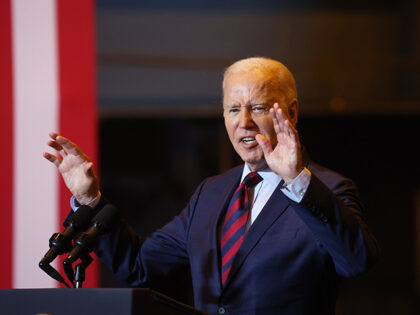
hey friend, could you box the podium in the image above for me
[0,288,208,315]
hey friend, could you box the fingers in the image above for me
[49,131,59,140]
[47,134,69,158]
[270,104,282,135]
[47,139,67,155]
[48,131,83,157]
[255,134,273,157]
[271,104,297,138]
[271,104,287,135]
[55,135,82,156]
[43,152,62,168]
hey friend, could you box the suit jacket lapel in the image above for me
[223,182,291,289]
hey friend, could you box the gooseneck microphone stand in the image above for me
[39,232,73,288]
[63,252,93,288]
[74,253,93,288]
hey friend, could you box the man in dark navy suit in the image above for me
[44,57,378,315]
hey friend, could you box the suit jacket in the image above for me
[94,162,378,315]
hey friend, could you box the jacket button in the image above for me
[218,306,226,314]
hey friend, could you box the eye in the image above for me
[227,107,240,114]
[251,104,267,114]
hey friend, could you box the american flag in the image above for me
[0,0,99,288]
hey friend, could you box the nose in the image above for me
[238,107,254,129]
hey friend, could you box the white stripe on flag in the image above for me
[12,0,59,288]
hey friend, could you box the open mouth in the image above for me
[241,137,257,144]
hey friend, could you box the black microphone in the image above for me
[39,205,92,287]
[63,204,119,266]
[39,205,92,265]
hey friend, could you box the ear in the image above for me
[288,99,299,126]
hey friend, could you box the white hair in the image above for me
[223,57,297,102]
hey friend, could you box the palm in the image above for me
[60,154,93,195]
[267,133,299,175]
[256,105,303,184]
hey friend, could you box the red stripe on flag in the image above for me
[0,0,14,289]
[56,0,99,288]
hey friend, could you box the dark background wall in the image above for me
[94,0,420,314]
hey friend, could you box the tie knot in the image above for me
[243,172,263,188]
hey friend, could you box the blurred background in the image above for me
[94,0,419,314]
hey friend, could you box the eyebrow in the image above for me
[224,103,268,108]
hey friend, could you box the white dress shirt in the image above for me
[241,164,311,232]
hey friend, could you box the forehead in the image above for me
[223,71,283,105]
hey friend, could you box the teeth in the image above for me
[242,137,256,144]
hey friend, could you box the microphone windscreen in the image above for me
[91,204,120,233]
[68,205,93,229]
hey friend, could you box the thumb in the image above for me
[83,161,95,176]
[255,134,273,157]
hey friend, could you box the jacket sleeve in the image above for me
[94,180,206,290]
[291,168,379,278]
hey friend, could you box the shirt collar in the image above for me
[241,163,282,188]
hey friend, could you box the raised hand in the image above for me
[255,103,303,184]
[43,132,100,205]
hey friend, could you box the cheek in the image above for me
[224,118,237,137]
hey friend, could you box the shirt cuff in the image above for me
[280,168,311,203]
[70,192,101,211]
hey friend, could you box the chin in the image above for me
[241,155,266,170]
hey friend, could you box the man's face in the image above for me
[223,71,290,171]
